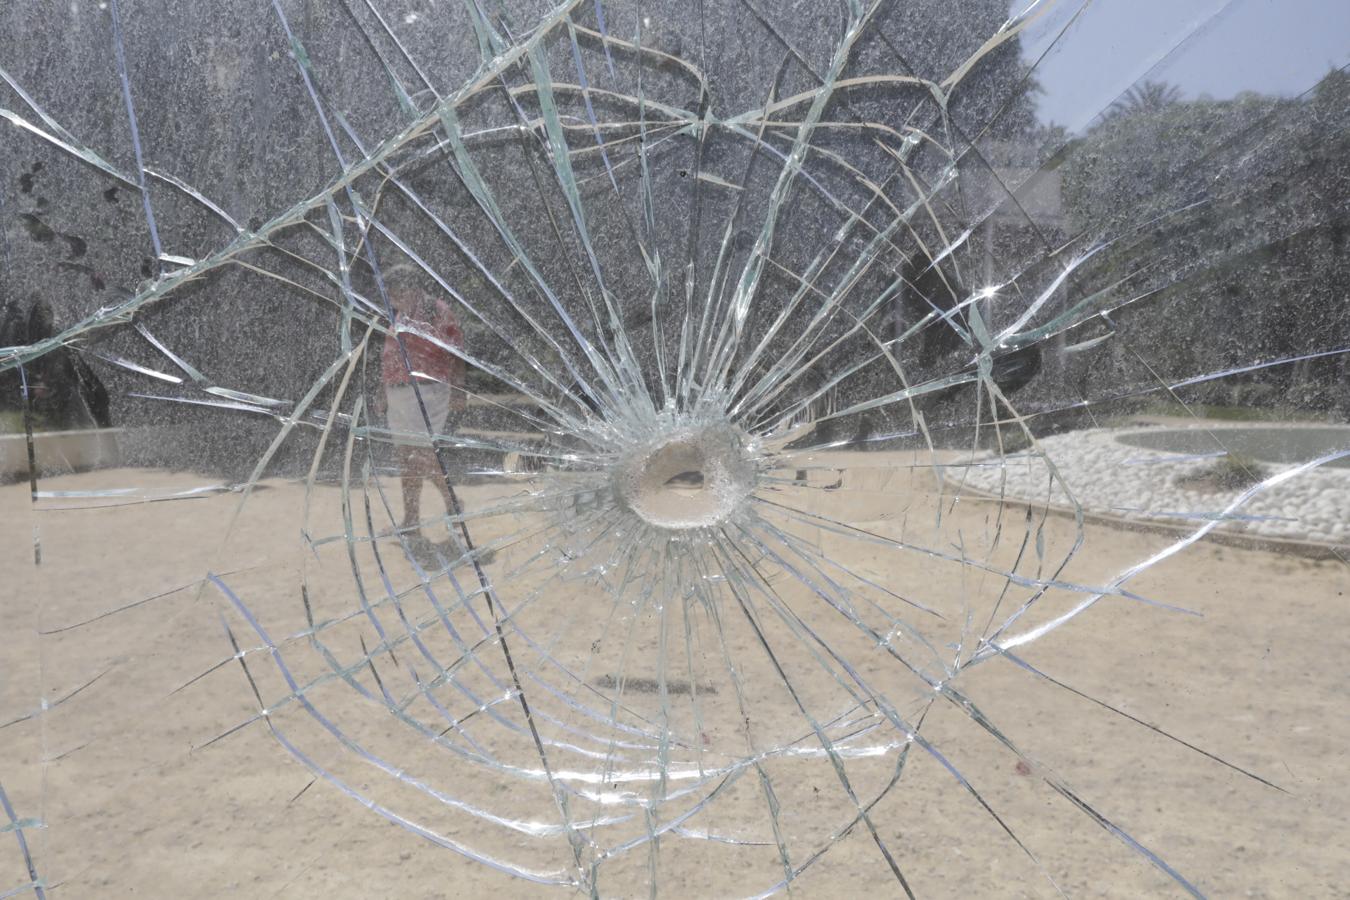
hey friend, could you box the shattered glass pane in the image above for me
[2,0,1348,895]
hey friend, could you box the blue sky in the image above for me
[1015,0,1350,129]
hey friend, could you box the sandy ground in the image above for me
[2,454,1348,899]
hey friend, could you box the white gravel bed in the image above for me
[956,426,1350,545]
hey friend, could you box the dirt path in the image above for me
[2,462,1346,897]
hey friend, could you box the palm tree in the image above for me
[1105,81,1183,119]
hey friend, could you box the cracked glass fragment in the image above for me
[1,0,1348,896]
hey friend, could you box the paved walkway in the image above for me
[958,425,1350,546]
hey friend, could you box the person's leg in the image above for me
[396,387,463,555]
[420,446,473,556]
[398,445,422,530]
[406,447,465,554]
[427,449,457,516]
[388,384,441,534]
[422,405,468,553]
[415,395,457,524]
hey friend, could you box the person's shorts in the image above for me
[385,383,453,446]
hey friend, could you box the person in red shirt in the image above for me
[380,268,468,553]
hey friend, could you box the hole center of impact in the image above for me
[615,424,755,529]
